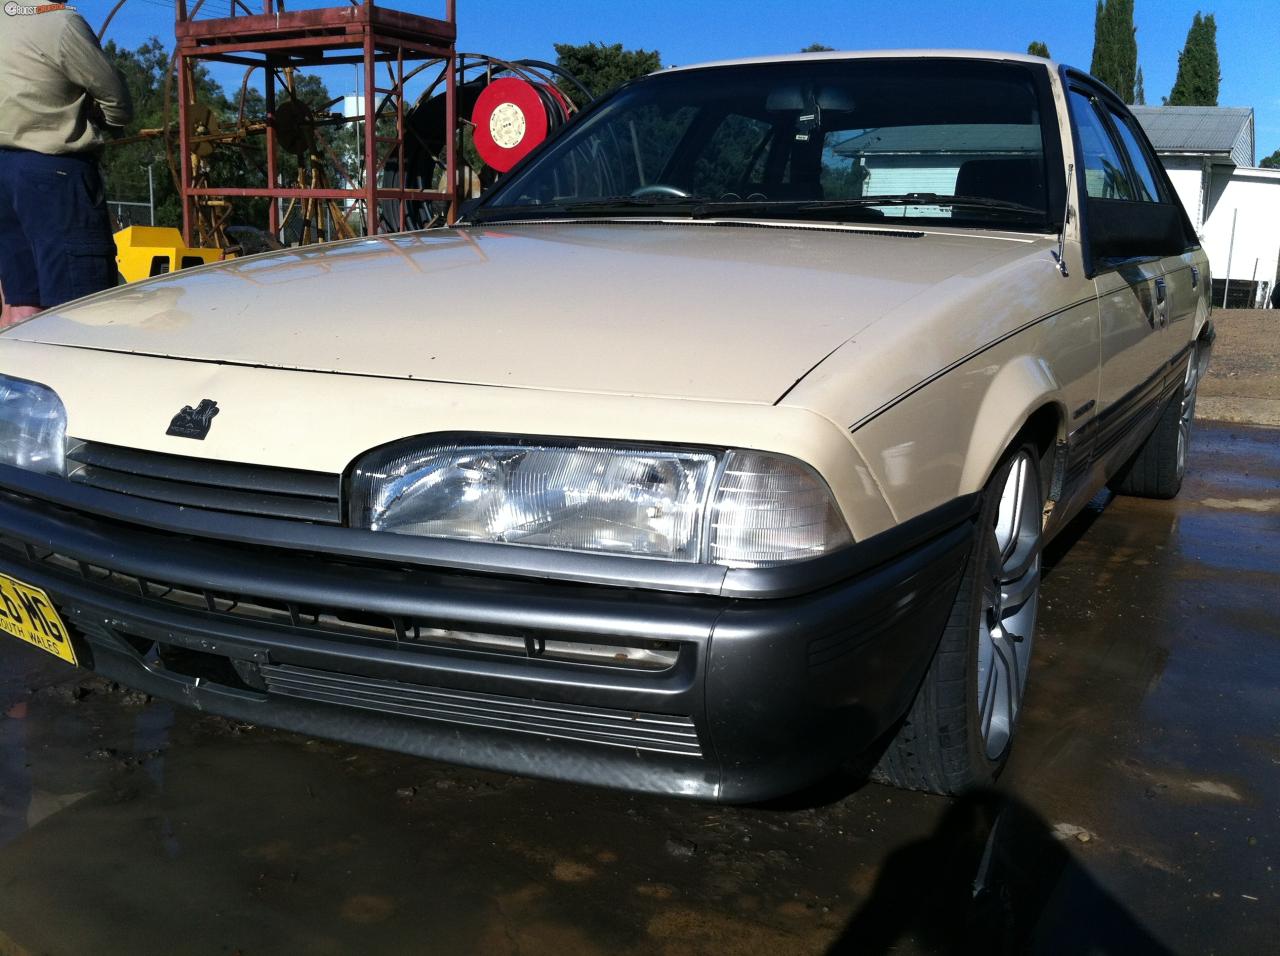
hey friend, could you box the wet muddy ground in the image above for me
[0,420,1276,955]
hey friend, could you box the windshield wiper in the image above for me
[793,194,1046,216]
[470,196,702,222]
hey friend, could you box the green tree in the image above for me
[553,42,662,101]
[1134,65,1146,105]
[99,37,230,229]
[99,39,338,235]
[801,43,835,52]
[1168,12,1220,106]
[1260,149,1280,169]
[1090,0,1138,103]
[1027,41,1051,58]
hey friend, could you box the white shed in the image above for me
[1132,106,1279,308]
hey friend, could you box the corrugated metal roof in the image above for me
[1131,106,1254,166]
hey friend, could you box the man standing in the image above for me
[0,2,131,326]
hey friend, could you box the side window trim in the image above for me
[1061,66,1200,275]
[1067,82,1144,202]
[1061,69,1151,278]
[1109,103,1202,249]
[1108,108,1168,204]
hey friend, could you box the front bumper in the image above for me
[0,485,973,802]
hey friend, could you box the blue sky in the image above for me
[80,0,1278,158]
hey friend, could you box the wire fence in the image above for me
[108,200,155,228]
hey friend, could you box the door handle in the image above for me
[1154,277,1169,328]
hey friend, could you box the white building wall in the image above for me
[1199,167,1280,302]
[863,160,961,196]
[1162,157,1205,231]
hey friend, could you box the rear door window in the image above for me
[1107,108,1163,203]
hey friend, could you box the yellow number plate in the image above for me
[0,573,76,665]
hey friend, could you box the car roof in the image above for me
[665,48,1060,74]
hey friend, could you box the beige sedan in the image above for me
[0,50,1211,801]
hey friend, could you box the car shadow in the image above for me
[827,787,1173,955]
[1041,490,1114,581]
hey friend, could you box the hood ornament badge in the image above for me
[166,399,220,440]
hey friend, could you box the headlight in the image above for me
[350,439,852,567]
[0,376,66,476]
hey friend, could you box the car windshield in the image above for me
[472,58,1060,230]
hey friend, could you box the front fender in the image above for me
[959,355,1066,494]
[847,299,1097,529]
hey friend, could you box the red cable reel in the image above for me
[470,76,571,173]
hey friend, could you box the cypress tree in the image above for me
[1168,13,1221,106]
[1090,0,1138,103]
[1135,65,1146,105]
[1027,41,1051,58]
[1090,1,1111,78]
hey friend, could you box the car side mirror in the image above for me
[1087,198,1189,261]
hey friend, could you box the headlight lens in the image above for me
[350,439,852,566]
[351,442,717,561]
[0,376,66,476]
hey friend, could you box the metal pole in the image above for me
[177,58,192,246]
[1222,208,1237,308]
[353,65,361,200]
[445,0,458,222]
[147,162,155,226]
[363,31,377,236]
[397,43,405,233]
[265,66,279,238]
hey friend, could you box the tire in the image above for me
[1109,350,1199,500]
[873,442,1044,795]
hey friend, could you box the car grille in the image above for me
[259,664,703,757]
[64,439,342,524]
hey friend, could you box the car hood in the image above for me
[9,221,1042,403]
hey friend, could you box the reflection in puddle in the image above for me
[0,685,178,852]
[133,703,179,857]
[0,708,29,849]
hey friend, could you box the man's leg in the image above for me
[0,150,46,327]
[11,150,117,312]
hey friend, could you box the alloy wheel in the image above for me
[1177,353,1199,475]
[976,450,1042,760]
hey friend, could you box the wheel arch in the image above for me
[960,356,1068,499]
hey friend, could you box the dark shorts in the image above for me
[0,148,117,309]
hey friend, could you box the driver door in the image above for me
[1067,86,1173,472]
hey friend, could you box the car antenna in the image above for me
[1051,163,1073,278]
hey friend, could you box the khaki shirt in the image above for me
[0,4,132,155]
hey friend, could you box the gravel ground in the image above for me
[1198,308,1280,425]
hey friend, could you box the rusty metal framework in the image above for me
[173,0,458,248]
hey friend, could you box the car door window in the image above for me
[1068,90,1134,200]
[1107,108,1162,203]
